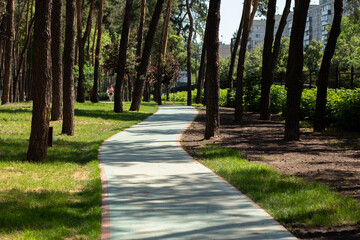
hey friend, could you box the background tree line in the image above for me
[1,0,359,162]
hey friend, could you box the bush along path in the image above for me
[169,87,360,131]
[99,105,296,239]
[182,106,360,239]
[0,102,158,239]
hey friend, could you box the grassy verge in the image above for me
[195,145,360,228]
[0,101,158,239]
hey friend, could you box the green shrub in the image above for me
[270,85,287,114]
[170,87,360,131]
[300,88,317,120]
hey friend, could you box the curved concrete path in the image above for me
[99,105,296,240]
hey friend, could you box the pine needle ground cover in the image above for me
[0,102,157,239]
[195,145,360,228]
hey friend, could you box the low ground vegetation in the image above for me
[182,107,360,239]
[196,145,360,227]
[0,102,157,239]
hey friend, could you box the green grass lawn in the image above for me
[195,145,360,228]
[0,101,158,239]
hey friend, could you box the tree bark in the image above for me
[234,0,252,122]
[114,0,133,113]
[13,17,34,103]
[259,0,276,120]
[91,17,97,66]
[259,0,291,120]
[186,0,193,106]
[92,0,104,103]
[76,0,85,102]
[227,5,245,90]
[284,0,310,141]
[314,0,343,132]
[130,0,165,111]
[272,0,291,67]
[195,26,207,104]
[155,0,172,105]
[20,0,31,102]
[62,0,77,136]
[204,0,221,140]
[136,0,146,58]
[76,0,95,102]
[1,0,14,105]
[27,0,52,162]
[51,0,63,121]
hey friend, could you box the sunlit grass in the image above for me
[196,145,360,227]
[0,101,158,239]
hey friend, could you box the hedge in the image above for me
[167,86,360,131]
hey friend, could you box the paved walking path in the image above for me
[99,105,296,240]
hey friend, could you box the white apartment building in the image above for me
[283,0,349,46]
[248,15,282,52]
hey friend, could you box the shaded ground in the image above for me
[181,107,360,240]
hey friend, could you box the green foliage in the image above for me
[172,86,360,131]
[196,145,360,227]
[270,85,287,114]
[274,37,290,74]
[167,33,187,68]
[304,39,324,71]
[300,88,317,120]
[332,16,360,69]
[326,89,360,130]
[74,64,98,92]
[245,45,263,76]
[219,57,231,82]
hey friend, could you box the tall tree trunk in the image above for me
[27,0,52,162]
[155,0,172,105]
[259,0,276,120]
[51,0,63,121]
[62,0,77,136]
[136,0,146,58]
[20,0,31,102]
[227,6,245,90]
[204,0,221,140]
[1,0,14,105]
[284,0,310,141]
[91,0,103,103]
[130,0,165,111]
[13,18,34,102]
[114,0,133,113]
[186,0,193,106]
[260,0,291,120]
[84,0,95,63]
[76,0,95,102]
[272,0,291,67]
[76,0,85,102]
[234,0,252,122]
[314,0,343,132]
[91,18,97,66]
[195,26,207,104]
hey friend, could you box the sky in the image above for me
[219,0,319,44]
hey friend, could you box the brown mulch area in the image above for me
[181,106,360,240]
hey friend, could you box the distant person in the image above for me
[108,86,114,101]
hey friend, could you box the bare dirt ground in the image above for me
[181,107,360,240]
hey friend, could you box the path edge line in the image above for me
[98,106,160,240]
